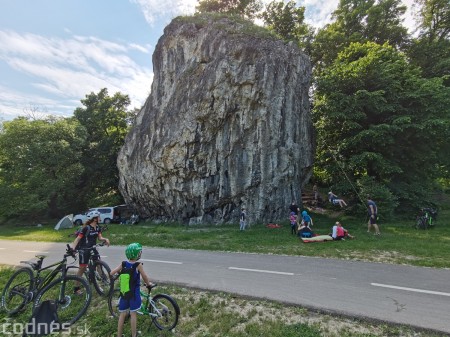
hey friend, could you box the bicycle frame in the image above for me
[78,244,103,282]
[137,289,164,319]
[20,250,75,302]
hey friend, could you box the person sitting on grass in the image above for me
[331,221,354,240]
[298,222,315,238]
[328,191,348,208]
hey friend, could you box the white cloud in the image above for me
[0,30,153,119]
[130,0,197,25]
[130,0,416,33]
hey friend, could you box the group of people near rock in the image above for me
[289,200,355,240]
[289,192,380,239]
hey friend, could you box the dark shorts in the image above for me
[118,291,142,312]
[78,247,99,266]
[369,215,378,225]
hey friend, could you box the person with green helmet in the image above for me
[110,243,152,337]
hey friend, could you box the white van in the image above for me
[72,206,117,226]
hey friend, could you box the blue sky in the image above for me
[0,0,415,120]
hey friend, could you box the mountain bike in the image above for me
[415,207,438,230]
[68,242,113,296]
[1,245,91,326]
[108,283,180,331]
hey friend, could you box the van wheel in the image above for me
[104,218,111,224]
[74,219,82,226]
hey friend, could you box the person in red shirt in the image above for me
[331,221,354,240]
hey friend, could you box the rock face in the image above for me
[117,15,314,224]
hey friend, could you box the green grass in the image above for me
[0,266,444,337]
[1,207,448,336]
[1,209,450,268]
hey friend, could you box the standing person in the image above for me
[239,207,247,231]
[313,184,318,204]
[289,201,300,215]
[300,210,313,227]
[328,191,348,207]
[110,243,152,337]
[367,196,380,235]
[289,212,297,235]
[71,210,110,294]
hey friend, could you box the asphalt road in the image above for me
[0,240,449,334]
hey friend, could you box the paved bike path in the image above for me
[0,240,449,334]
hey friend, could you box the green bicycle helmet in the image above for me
[125,242,142,260]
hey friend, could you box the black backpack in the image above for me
[23,300,60,337]
[119,261,140,300]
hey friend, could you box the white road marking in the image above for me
[229,267,294,276]
[24,250,49,254]
[100,256,108,258]
[371,283,450,297]
[141,259,182,265]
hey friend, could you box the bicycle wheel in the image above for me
[419,217,427,229]
[1,267,34,315]
[151,294,180,331]
[33,275,91,326]
[108,288,121,318]
[92,260,113,296]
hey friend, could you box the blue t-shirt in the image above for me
[302,214,311,223]
[368,200,377,215]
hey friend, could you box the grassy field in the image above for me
[1,207,449,336]
[1,208,449,268]
[0,266,445,337]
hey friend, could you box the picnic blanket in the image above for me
[301,235,333,243]
[266,223,281,228]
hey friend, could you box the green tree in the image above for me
[196,0,262,19]
[313,42,450,214]
[260,0,314,50]
[408,0,450,79]
[0,117,86,219]
[311,0,408,71]
[73,88,132,208]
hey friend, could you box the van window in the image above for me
[97,208,112,214]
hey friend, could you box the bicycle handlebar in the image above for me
[65,244,77,259]
[77,242,106,251]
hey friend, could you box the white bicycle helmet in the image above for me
[86,210,101,220]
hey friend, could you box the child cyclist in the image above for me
[110,243,152,337]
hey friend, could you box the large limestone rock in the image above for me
[118,15,314,224]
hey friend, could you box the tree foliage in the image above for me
[0,117,86,219]
[414,0,450,40]
[260,0,314,49]
[73,88,131,208]
[196,0,262,19]
[313,42,450,214]
[311,0,408,71]
[407,0,450,78]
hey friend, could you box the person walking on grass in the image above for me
[111,243,152,337]
[367,195,380,235]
